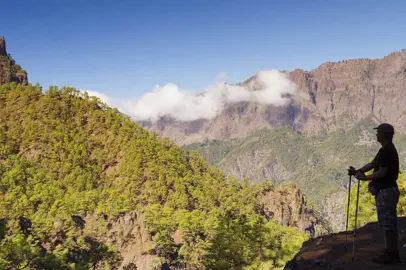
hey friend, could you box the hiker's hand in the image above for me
[348,166,357,176]
[355,171,366,180]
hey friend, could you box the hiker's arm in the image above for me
[363,151,391,181]
[363,166,388,181]
[356,161,375,173]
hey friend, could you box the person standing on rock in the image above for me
[351,123,400,264]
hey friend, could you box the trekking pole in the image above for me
[352,177,361,261]
[345,174,352,252]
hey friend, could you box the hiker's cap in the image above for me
[373,123,395,134]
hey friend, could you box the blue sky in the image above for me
[2,0,406,98]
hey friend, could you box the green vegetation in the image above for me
[182,139,236,166]
[0,83,309,269]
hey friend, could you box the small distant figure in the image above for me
[351,123,401,264]
[305,221,315,238]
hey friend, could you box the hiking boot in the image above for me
[371,249,401,264]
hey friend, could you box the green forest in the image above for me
[0,83,309,269]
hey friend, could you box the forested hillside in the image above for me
[0,83,328,269]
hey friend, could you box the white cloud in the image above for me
[80,70,297,122]
[82,90,113,105]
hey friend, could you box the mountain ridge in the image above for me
[140,48,406,145]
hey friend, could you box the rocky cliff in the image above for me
[0,37,6,56]
[289,49,406,136]
[141,48,406,145]
[258,184,332,237]
[0,36,28,85]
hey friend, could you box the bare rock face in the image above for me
[259,185,332,237]
[0,37,6,56]
[292,49,406,136]
[140,49,406,145]
[84,211,161,269]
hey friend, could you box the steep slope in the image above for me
[0,37,28,85]
[0,84,330,269]
[142,48,406,145]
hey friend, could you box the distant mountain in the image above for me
[141,48,406,145]
[0,37,28,85]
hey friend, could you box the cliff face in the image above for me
[83,212,161,269]
[141,49,406,145]
[290,49,406,137]
[0,36,28,85]
[259,184,332,237]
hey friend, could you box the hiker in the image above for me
[351,123,401,264]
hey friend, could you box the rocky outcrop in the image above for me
[84,211,161,269]
[141,48,406,145]
[0,37,6,56]
[260,185,332,237]
[284,216,406,270]
[0,36,28,85]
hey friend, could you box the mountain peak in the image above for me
[0,36,6,56]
